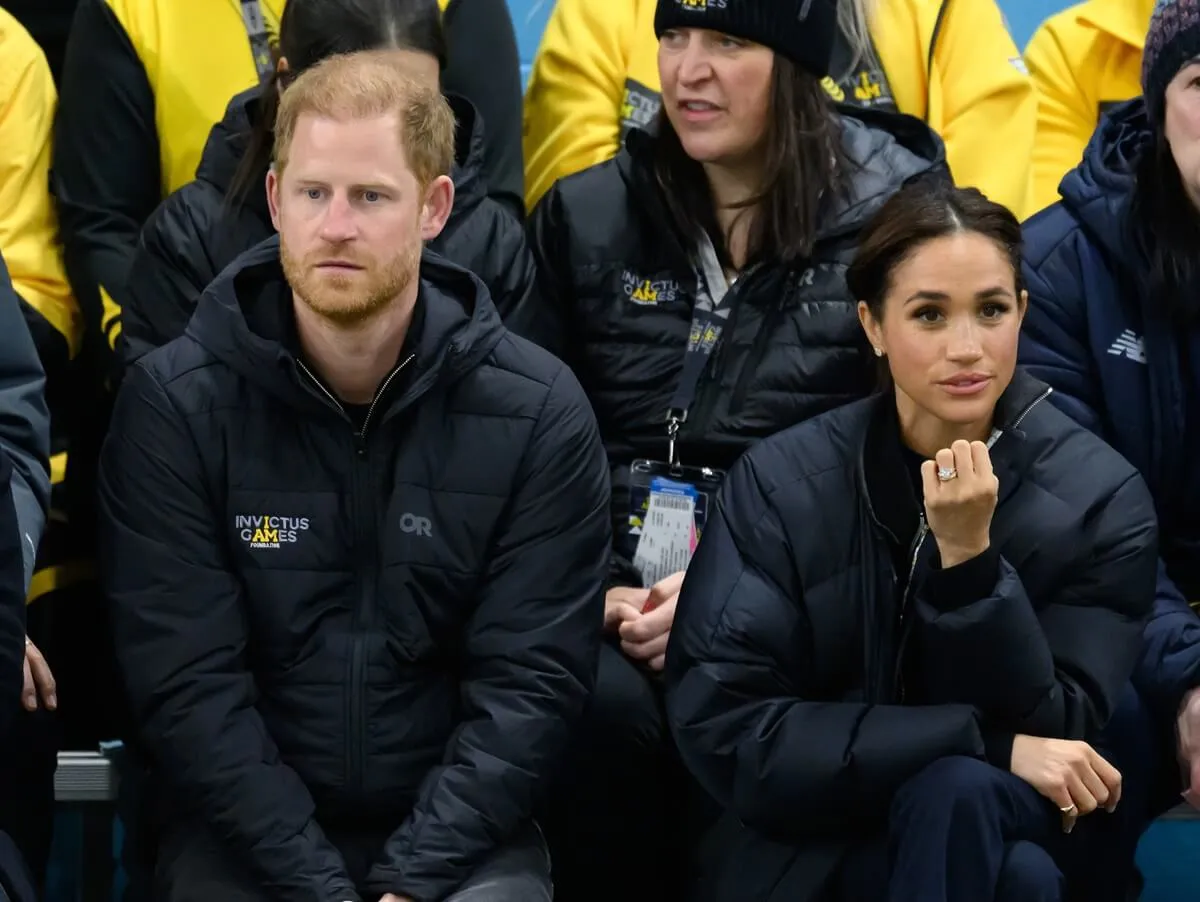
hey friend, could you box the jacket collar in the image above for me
[860,369,1054,543]
[1076,0,1156,50]
[187,236,505,418]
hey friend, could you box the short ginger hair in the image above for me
[273,48,455,187]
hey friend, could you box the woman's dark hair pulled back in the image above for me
[227,0,446,209]
[653,54,852,268]
[847,179,1024,321]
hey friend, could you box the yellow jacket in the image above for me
[0,9,81,358]
[523,0,1037,218]
[1025,0,1154,215]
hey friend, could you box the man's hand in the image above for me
[618,570,685,671]
[1178,687,1200,808]
[23,637,56,711]
[380,895,412,902]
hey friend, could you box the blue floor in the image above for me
[41,813,1200,901]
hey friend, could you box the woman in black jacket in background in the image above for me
[120,0,538,366]
[665,182,1159,902]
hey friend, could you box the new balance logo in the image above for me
[1106,330,1146,364]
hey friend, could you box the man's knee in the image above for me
[995,840,1062,902]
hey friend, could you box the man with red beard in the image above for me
[95,50,609,902]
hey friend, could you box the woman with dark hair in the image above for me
[1020,0,1200,823]
[665,180,1158,902]
[119,0,537,366]
[526,1,948,898]
[52,0,524,371]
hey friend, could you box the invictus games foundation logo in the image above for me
[676,0,728,9]
[621,270,682,306]
[236,514,310,549]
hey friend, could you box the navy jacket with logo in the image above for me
[527,107,948,589]
[1020,97,1200,723]
[97,237,611,902]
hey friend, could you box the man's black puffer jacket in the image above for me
[665,372,1159,902]
[98,238,610,902]
[121,86,541,366]
[528,107,948,588]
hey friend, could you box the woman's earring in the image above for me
[873,346,883,357]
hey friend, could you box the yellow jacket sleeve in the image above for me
[0,13,81,358]
[522,0,642,212]
[1025,22,1099,215]
[925,0,1038,218]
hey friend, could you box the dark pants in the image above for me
[155,822,551,902]
[0,708,57,892]
[538,642,712,902]
[836,756,1065,902]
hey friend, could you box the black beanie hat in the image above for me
[1142,0,1200,125]
[653,0,838,80]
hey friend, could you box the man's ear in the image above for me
[419,175,455,242]
[266,166,282,232]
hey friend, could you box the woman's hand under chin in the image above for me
[921,439,999,567]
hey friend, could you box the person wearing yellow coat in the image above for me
[522,0,1038,219]
[1024,0,1155,215]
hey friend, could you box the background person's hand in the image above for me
[618,570,685,670]
[1177,687,1200,808]
[921,439,999,567]
[605,586,649,634]
[1010,734,1121,831]
[22,637,56,711]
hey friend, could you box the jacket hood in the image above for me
[186,235,506,411]
[820,106,948,239]
[444,93,487,222]
[1058,98,1150,263]
[622,105,946,245]
[197,87,265,211]
[194,88,488,234]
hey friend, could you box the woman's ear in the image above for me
[276,56,290,97]
[1016,288,1029,325]
[857,300,885,357]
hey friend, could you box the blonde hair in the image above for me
[838,0,880,72]
[273,48,455,187]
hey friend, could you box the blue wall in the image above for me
[506,0,1074,83]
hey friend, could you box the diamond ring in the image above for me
[936,466,957,482]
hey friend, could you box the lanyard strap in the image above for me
[665,234,737,466]
[240,0,275,83]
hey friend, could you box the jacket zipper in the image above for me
[729,273,796,415]
[889,385,1051,702]
[681,268,760,447]
[296,353,415,798]
[893,513,928,702]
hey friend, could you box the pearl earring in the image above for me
[873,346,883,357]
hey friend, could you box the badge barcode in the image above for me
[653,494,693,512]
